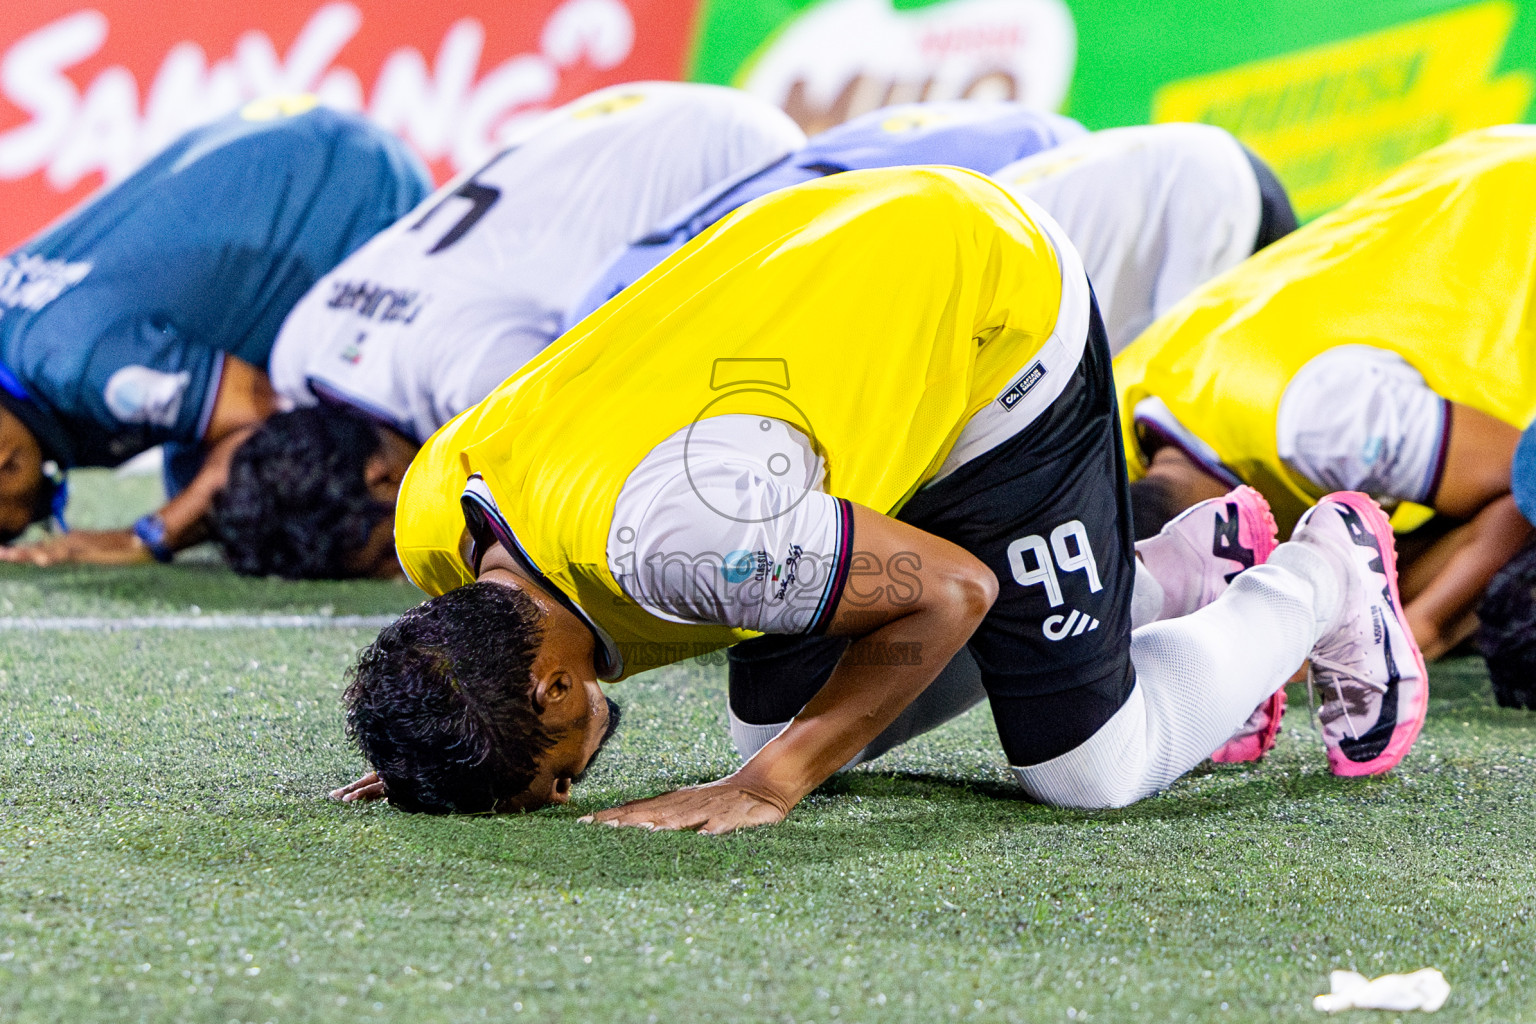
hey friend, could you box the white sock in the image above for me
[1266,540,1341,639]
[728,709,868,771]
[1013,542,1338,808]
[728,651,985,769]
[1134,529,1199,620]
[728,709,788,762]
[1131,557,1167,630]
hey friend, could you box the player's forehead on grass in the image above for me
[344,580,621,813]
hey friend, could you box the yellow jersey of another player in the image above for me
[1113,126,1536,529]
[395,166,1067,679]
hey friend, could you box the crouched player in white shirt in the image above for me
[211,82,805,578]
[995,122,1297,354]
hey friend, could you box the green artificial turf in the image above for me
[1,472,1533,1023]
[0,469,419,619]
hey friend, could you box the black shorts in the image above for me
[729,297,1138,766]
[1239,144,1298,252]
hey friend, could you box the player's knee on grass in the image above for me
[1477,538,1536,710]
[344,582,555,813]
[1129,475,1186,541]
[211,407,389,579]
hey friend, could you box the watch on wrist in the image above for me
[132,513,175,563]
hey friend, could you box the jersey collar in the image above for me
[307,377,419,442]
[1132,397,1242,489]
[460,474,623,681]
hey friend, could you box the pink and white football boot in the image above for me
[1137,485,1280,618]
[1288,492,1429,776]
[1209,686,1288,763]
[1136,485,1284,763]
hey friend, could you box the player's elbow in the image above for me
[936,560,998,627]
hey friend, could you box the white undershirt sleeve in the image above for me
[1275,345,1450,504]
[608,416,854,635]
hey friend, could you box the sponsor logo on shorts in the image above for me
[997,361,1046,411]
[1007,519,1107,640]
[1042,609,1100,641]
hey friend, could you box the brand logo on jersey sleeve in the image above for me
[103,365,191,428]
[720,549,758,583]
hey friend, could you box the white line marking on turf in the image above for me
[0,615,397,631]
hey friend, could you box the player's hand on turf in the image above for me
[0,528,154,567]
[578,777,792,835]
[330,771,388,803]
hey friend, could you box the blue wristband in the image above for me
[133,513,174,564]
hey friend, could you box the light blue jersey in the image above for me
[566,101,1083,327]
[0,99,430,472]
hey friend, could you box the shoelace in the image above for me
[1304,665,1319,738]
[1306,655,1389,742]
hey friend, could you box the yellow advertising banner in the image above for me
[1152,1,1534,218]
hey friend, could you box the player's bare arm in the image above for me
[0,357,277,567]
[1397,405,1530,659]
[582,504,997,835]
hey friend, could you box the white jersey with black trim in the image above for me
[269,82,805,442]
[996,123,1263,354]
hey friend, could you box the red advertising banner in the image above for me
[0,0,700,249]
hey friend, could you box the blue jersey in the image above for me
[567,101,1083,326]
[0,99,430,469]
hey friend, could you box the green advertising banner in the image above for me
[688,0,1536,219]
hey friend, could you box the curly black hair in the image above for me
[345,581,556,813]
[1128,475,1187,542]
[211,407,390,579]
[1477,537,1536,710]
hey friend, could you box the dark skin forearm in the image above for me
[1402,496,1532,661]
[154,425,259,548]
[1397,404,1525,659]
[585,503,998,833]
[1429,404,1515,518]
[158,355,277,549]
[731,565,997,810]
[0,357,274,565]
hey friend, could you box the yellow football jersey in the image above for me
[396,166,1067,678]
[1114,126,1536,530]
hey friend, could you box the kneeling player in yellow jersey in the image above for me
[1115,126,1536,708]
[331,166,1426,831]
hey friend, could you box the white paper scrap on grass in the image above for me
[0,615,397,630]
[1313,968,1450,1013]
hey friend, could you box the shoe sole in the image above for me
[1229,485,1279,569]
[1321,492,1429,777]
[1208,485,1283,764]
[1209,688,1286,763]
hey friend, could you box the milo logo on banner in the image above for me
[728,0,1077,133]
